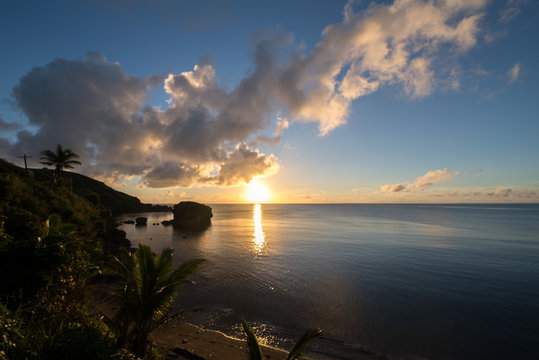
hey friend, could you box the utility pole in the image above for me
[17,154,32,173]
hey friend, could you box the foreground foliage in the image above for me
[241,319,323,360]
[109,244,204,357]
[0,159,169,359]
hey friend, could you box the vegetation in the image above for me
[1,156,322,359]
[39,144,81,186]
[241,319,323,360]
[0,157,196,359]
[108,244,204,357]
[0,157,112,359]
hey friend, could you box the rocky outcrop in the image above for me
[172,201,212,231]
[135,216,148,226]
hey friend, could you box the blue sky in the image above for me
[1,0,538,203]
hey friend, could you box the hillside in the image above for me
[1,159,170,215]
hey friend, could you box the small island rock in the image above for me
[172,201,212,231]
[135,216,148,226]
[161,219,174,226]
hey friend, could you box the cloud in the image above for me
[380,183,407,193]
[381,168,458,192]
[452,188,538,200]
[142,162,204,188]
[508,63,520,83]
[140,144,277,188]
[253,115,289,146]
[271,0,487,134]
[0,114,20,132]
[499,0,528,23]
[207,144,278,186]
[1,0,489,187]
[161,0,489,137]
[4,52,277,188]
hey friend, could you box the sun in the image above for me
[246,182,270,203]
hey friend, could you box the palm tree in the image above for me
[109,244,205,357]
[242,319,323,360]
[39,144,81,185]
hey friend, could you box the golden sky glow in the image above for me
[3,1,538,205]
[246,181,270,204]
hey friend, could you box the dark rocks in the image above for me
[135,216,147,226]
[101,228,131,256]
[161,219,174,226]
[172,201,212,231]
[123,220,135,224]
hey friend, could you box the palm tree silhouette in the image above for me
[39,144,81,185]
[109,244,205,357]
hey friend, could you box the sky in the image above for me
[1,0,538,204]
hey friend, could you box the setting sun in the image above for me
[246,182,270,203]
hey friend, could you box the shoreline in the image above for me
[150,317,388,360]
[91,290,385,360]
[150,319,292,360]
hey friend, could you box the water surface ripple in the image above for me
[117,204,539,359]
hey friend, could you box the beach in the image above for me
[150,318,387,360]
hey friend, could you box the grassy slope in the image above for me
[1,159,170,215]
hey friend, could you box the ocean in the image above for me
[117,204,539,359]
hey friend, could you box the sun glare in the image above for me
[246,182,270,203]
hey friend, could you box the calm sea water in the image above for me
[117,204,539,359]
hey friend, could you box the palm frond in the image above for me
[286,328,323,360]
[170,259,206,283]
[39,144,81,174]
[241,318,264,360]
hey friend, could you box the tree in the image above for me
[109,244,204,357]
[39,144,81,185]
[241,319,322,360]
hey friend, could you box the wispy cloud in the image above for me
[508,63,520,83]
[450,187,538,200]
[499,0,528,23]
[380,169,459,193]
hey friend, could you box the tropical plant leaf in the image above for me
[241,318,264,360]
[108,244,204,357]
[286,327,323,360]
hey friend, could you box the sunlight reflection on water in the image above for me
[253,204,265,252]
[117,204,539,360]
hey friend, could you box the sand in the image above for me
[90,287,386,360]
[150,319,292,360]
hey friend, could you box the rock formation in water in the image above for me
[171,201,213,231]
[135,216,148,226]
